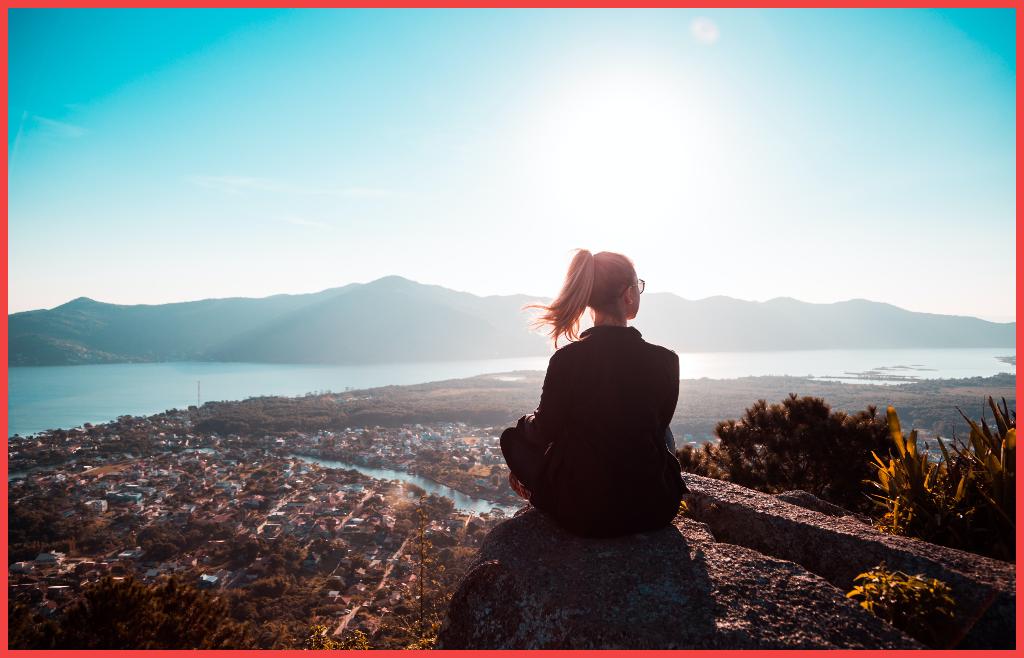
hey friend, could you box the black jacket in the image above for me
[501,324,685,537]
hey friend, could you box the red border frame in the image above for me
[1,2,1020,656]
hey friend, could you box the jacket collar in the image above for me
[580,325,642,340]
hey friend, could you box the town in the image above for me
[8,409,515,648]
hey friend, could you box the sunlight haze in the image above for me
[7,8,1016,322]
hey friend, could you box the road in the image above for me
[332,535,410,637]
[326,489,375,577]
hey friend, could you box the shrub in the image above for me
[49,575,254,649]
[675,442,727,480]
[678,394,890,513]
[339,629,372,650]
[949,397,1015,559]
[846,562,955,647]
[305,623,337,650]
[305,624,370,650]
[866,406,973,543]
[866,399,1015,560]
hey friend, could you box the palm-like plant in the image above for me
[948,397,1016,558]
[867,406,973,542]
[865,398,1015,561]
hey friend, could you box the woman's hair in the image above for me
[523,249,636,349]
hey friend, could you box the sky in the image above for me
[7,8,1017,322]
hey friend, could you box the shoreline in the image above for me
[7,371,1016,441]
[7,346,1018,370]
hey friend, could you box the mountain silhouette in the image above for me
[8,276,1015,366]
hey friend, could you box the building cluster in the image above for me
[9,415,508,635]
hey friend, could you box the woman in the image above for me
[500,249,686,538]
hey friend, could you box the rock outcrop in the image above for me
[773,489,868,522]
[437,506,923,649]
[438,474,1016,650]
[684,473,1015,649]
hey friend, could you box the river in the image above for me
[288,453,520,516]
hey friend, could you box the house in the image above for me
[106,491,143,505]
[34,552,66,566]
[197,573,219,589]
[84,499,108,513]
[74,561,98,575]
[242,496,265,510]
[47,585,71,599]
[117,547,145,561]
[215,481,242,497]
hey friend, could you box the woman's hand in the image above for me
[508,472,532,500]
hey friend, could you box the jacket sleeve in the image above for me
[531,349,571,444]
[660,351,680,431]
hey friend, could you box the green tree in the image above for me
[678,394,890,513]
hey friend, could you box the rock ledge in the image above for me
[438,504,923,649]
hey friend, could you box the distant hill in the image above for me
[8,276,1016,366]
[637,294,1015,352]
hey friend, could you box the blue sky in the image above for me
[7,8,1016,321]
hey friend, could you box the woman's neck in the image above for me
[592,312,628,327]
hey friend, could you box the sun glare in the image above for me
[528,69,719,226]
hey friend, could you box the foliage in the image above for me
[305,624,338,649]
[675,441,728,481]
[866,406,972,541]
[866,399,1015,560]
[8,487,123,562]
[951,397,1016,558]
[407,503,447,649]
[339,629,372,650]
[677,394,891,513]
[8,601,60,649]
[10,575,255,649]
[376,501,451,650]
[846,562,956,647]
[304,624,370,650]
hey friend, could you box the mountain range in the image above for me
[8,275,1015,366]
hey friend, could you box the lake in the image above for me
[7,347,1014,437]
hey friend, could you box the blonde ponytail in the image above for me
[523,249,635,349]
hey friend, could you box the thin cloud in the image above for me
[189,175,389,199]
[9,110,28,165]
[9,111,87,170]
[283,215,331,229]
[337,186,391,199]
[32,115,88,138]
[189,175,269,195]
[690,17,720,45]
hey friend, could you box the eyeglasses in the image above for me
[622,278,645,296]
